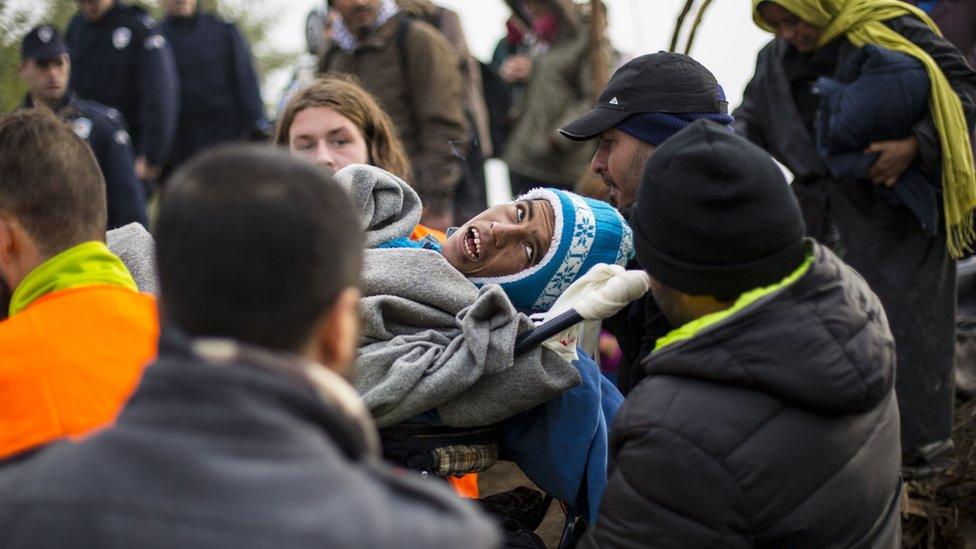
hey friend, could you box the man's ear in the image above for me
[311,287,361,379]
[0,214,42,292]
[0,215,16,277]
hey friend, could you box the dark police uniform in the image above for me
[66,1,179,171]
[162,10,269,172]
[22,94,148,230]
[19,25,147,230]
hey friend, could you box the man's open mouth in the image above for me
[464,227,482,261]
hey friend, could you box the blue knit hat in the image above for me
[470,188,634,313]
[616,110,735,146]
[615,84,734,146]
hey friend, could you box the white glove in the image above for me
[539,264,651,362]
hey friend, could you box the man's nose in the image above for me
[490,221,527,247]
[591,149,607,175]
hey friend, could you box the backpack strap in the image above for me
[394,15,426,152]
[395,15,412,89]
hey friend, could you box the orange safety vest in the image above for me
[0,285,158,458]
[447,474,480,499]
[410,224,447,243]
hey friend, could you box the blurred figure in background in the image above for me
[497,0,611,196]
[319,0,468,232]
[908,0,976,66]
[18,25,146,229]
[277,4,336,118]
[161,0,270,178]
[66,0,179,189]
[397,0,491,225]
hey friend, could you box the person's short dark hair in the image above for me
[0,109,107,256]
[156,144,364,353]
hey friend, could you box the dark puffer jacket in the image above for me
[582,242,902,548]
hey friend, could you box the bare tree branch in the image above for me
[669,0,697,53]
[684,0,715,55]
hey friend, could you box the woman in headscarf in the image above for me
[733,0,976,472]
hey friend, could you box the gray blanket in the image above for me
[355,249,580,427]
[334,164,580,427]
[334,163,422,248]
[357,247,580,427]
[106,222,158,294]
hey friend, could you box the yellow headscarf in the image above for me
[752,0,976,258]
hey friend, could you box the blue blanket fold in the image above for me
[814,44,939,234]
[501,351,623,524]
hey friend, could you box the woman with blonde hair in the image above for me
[275,75,442,241]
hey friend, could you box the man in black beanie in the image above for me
[582,121,903,548]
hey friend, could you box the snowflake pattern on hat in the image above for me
[471,188,632,313]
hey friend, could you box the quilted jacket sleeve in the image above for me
[580,384,754,549]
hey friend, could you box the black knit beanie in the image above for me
[632,120,806,298]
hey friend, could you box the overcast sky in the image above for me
[269,0,773,109]
[3,0,777,201]
[267,0,777,202]
[1,0,774,110]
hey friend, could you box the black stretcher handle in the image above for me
[513,309,584,356]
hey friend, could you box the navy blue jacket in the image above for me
[814,45,938,233]
[162,11,268,171]
[22,94,147,229]
[66,1,179,169]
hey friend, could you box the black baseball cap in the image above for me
[21,25,69,61]
[559,52,727,141]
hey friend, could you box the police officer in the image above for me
[19,25,147,229]
[161,0,270,174]
[66,0,179,185]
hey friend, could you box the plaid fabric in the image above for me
[432,444,497,477]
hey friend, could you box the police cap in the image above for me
[21,25,69,61]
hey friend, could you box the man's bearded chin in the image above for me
[600,174,619,207]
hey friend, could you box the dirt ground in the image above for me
[479,462,568,548]
[903,398,976,548]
